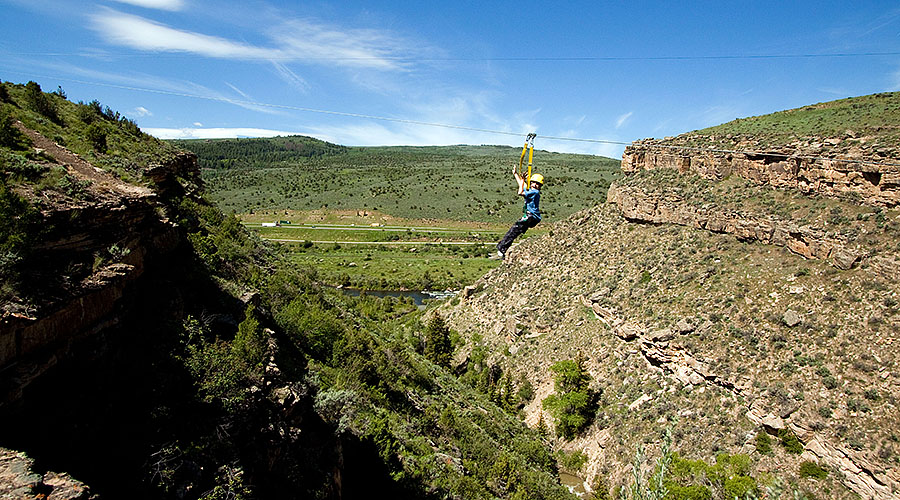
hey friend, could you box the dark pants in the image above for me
[497,215,539,254]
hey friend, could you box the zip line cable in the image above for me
[6,50,900,62]
[17,73,900,169]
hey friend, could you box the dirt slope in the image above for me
[440,177,899,498]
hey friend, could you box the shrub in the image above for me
[0,176,38,296]
[0,106,22,148]
[798,461,828,480]
[662,482,711,500]
[231,305,266,372]
[541,356,597,439]
[275,295,345,362]
[557,449,588,472]
[778,429,804,454]
[847,398,871,413]
[723,476,757,499]
[24,81,61,123]
[863,388,880,401]
[182,316,249,411]
[85,122,108,152]
[755,431,772,455]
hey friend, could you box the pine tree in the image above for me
[424,314,452,368]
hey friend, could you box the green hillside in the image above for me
[175,137,621,222]
[1,80,576,499]
[673,91,900,156]
[1,81,179,182]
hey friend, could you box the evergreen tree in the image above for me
[541,354,598,439]
[424,314,452,368]
[24,81,59,123]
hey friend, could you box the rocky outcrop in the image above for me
[606,183,889,273]
[0,447,94,499]
[580,292,899,500]
[622,141,900,207]
[0,126,190,409]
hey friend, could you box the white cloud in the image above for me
[270,61,310,92]
[91,10,275,59]
[615,111,633,129]
[193,122,203,127]
[144,127,305,140]
[109,0,184,11]
[130,106,152,117]
[267,19,412,71]
[90,9,420,71]
[224,82,251,100]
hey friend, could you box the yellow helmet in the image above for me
[530,173,544,185]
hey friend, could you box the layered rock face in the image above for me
[0,124,200,408]
[607,183,900,281]
[622,141,900,207]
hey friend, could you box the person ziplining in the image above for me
[496,133,543,260]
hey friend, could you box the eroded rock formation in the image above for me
[622,140,900,207]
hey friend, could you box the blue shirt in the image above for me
[523,188,541,220]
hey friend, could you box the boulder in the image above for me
[675,318,695,334]
[782,309,802,327]
[616,323,641,341]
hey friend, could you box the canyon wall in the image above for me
[622,140,900,207]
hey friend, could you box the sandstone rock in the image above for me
[675,318,695,334]
[0,448,93,499]
[616,323,641,341]
[782,309,802,327]
[646,328,675,342]
[628,394,652,410]
[623,140,899,206]
[589,288,610,302]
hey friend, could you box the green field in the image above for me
[177,139,621,223]
[242,213,539,289]
[176,137,617,290]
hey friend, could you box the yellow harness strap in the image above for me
[518,133,536,187]
[518,133,536,218]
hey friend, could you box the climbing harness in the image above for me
[518,132,537,188]
[518,133,538,219]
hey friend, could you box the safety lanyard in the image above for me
[518,133,536,217]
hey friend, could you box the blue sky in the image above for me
[1,0,898,158]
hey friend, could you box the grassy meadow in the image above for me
[178,138,621,290]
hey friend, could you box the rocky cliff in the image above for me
[0,123,197,408]
[622,135,900,207]
[441,144,900,498]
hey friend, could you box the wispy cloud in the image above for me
[129,106,152,117]
[224,82,252,100]
[109,0,184,11]
[89,9,420,71]
[13,59,287,115]
[91,9,275,59]
[267,19,412,70]
[615,111,633,129]
[270,61,310,92]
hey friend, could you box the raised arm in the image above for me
[513,164,525,195]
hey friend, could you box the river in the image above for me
[336,287,457,308]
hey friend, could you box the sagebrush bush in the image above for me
[798,461,828,480]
